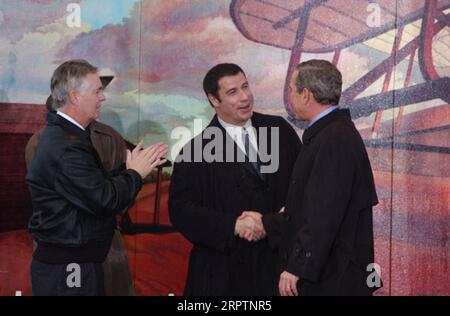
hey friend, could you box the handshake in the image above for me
[234,211,266,242]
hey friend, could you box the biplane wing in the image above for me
[230,0,450,53]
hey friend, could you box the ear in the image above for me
[208,94,220,109]
[302,88,311,105]
[68,89,79,105]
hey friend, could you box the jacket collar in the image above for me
[208,112,264,130]
[302,108,351,145]
[89,120,113,137]
[47,111,91,142]
[207,113,266,181]
[207,112,267,155]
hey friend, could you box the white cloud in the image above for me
[338,49,371,90]
[3,16,89,103]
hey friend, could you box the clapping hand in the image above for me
[126,140,168,179]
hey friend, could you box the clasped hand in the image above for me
[234,211,266,242]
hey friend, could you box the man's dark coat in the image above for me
[280,109,379,295]
[169,112,301,295]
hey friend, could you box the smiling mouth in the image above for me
[239,104,251,111]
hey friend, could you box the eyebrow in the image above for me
[225,81,249,95]
[225,87,237,95]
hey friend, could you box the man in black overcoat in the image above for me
[168,63,301,295]
[277,59,381,296]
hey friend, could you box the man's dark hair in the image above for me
[295,59,342,106]
[203,63,246,107]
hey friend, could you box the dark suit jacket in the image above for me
[169,112,301,295]
[280,109,379,295]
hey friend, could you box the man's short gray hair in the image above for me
[295,59,342,106]
[50,59,98,110]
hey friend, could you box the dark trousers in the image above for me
[31,259,105,296]
[32,229,135,296]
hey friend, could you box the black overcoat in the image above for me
[169,112,301,295]
[280,109,379,295]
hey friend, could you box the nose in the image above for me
[98,91,106,102]
[239,89,250,102]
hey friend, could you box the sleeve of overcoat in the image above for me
[168,158,239,253]
[263,118,302,250]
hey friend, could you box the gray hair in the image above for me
[295,59,342,105]
[50,59,98,110]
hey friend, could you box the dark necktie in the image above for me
[242,127,260,175]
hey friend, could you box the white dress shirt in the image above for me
[217,116,258,155]
[56,110,85,131]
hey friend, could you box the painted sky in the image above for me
[0,0,447,147]
[81,0,139,30]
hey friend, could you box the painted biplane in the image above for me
[230,0,450,295]
[230,0,449,137]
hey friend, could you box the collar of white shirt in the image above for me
[217,116,258,153]
[56,111,85,131]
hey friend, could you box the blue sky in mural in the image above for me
[81,0,140,30]
[0,0,384,144]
